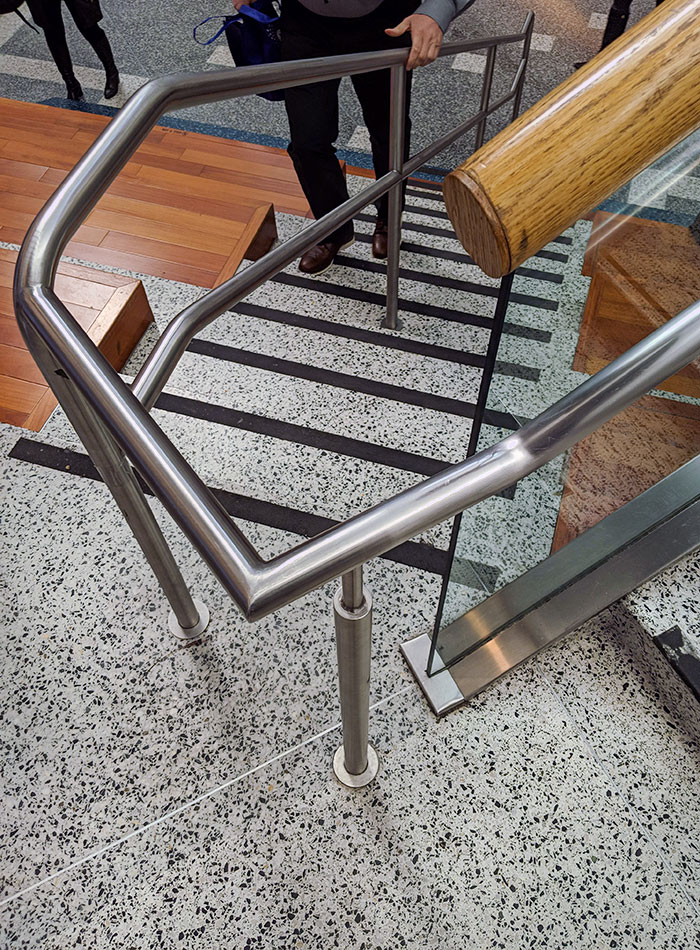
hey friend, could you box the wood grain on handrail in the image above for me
[443,0,700,277]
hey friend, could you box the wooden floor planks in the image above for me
[0,96,314,430]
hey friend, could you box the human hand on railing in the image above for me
[385,14,444,69]
[232,0,245,8]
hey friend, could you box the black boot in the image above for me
[42,27,83,100]
[65,76,84,100]
[103,63,119,99]
[87,28,119,99]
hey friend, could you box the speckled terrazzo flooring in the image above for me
[3,176,700,946]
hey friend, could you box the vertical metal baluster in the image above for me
[474,45,497,151]
[512,15,534,120]
[27,328,209,642]
[332,564,379,787]
[382,63,406,331]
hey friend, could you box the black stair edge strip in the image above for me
[354,232,568,271]
[153,391,519,500]
[334,254,559,310]
[405,187,445,202]
[355,212,571,263]
[536,248,569,264]
[186,338,524,431]
[157,391,447,478]
[236,300,539,381]
[8,438,462,577]
[235,301,488,373]
[404,204,451,222]
[407,177,444,192]
[273,273,553,343]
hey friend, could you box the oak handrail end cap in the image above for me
[443,167,512,278]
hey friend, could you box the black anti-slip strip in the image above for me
[356,212,454,240]
[237,299,539,380]
[273,273,552,342]
[156,391,449,477]
[186,338,521,429]
[404,204,451,222]
[8,439,452,575]
[405,187,444,202]
[407,178,444,193]
[154,391,518,501]
[356,213,570,267]
[535,248,569,264]
[234,301,488,373]
[354,233,567,272]
[335,255,559,310]
[553,235,574,246]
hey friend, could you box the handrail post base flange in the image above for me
[333,743,379,788]
[332,575,379,788]
[169,598,210,642]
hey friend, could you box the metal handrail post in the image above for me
[474,46,497,151]
[25,324,209,641]
[383,63,407,332]
[512,12,534,119]
[332,564,379,788]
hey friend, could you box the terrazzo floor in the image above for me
[3,171,700,945]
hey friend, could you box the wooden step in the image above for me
[0,248,153,431]
[0,98,288,290]
[576,212,700,397]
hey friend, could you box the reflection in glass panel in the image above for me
[431,126,700,670]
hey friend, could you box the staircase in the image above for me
[8,174,571,596]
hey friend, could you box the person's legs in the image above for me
[64,0,119,97]
[284,73,352,245]
[351,62,413,225]
[282,11,353,248]
[29,0,83,99]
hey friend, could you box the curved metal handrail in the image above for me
[15,19,700,624]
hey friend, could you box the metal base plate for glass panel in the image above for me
[402,457,700,714]
[400,633,466,717]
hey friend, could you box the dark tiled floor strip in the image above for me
[234,301,540,382]
[9,438,461,577]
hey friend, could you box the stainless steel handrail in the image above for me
[18,16,700,784]
[15,14,700,618]
[15,19,535,616]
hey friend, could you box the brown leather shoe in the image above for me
[372,220,388,259]
[299,237,353,276]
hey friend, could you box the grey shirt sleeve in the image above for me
[416,0,476,33]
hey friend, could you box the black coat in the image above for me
[25,0,102,30]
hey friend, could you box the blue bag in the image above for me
[194,1,284,102]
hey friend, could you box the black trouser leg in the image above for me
[351,63,412,223]
[39,7,78,84]
[78,23,117,74]
[62,0,116,73]
[283,29,352,245]
[599,0,633,49]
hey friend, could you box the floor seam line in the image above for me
[0,684,414,908]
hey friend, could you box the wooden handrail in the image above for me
[443,0,700,277]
